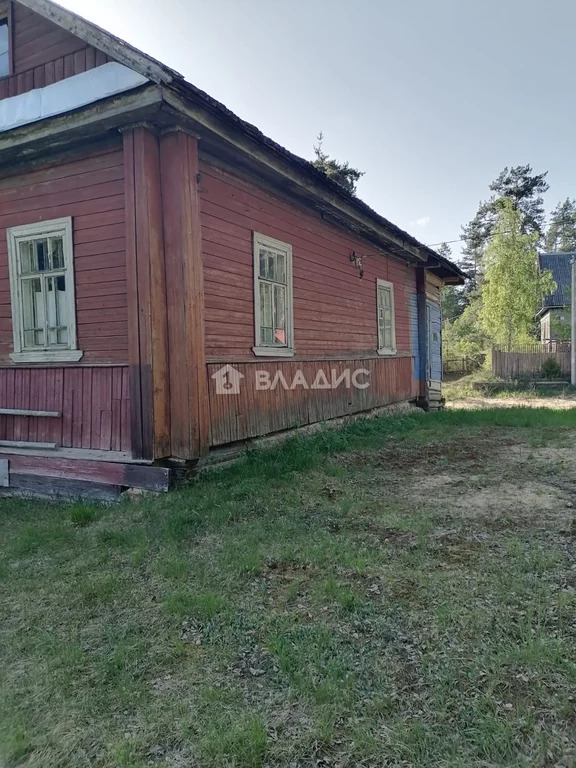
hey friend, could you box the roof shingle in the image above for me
[538,252,574,308]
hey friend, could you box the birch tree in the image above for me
[481,199,555,347]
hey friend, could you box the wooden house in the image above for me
[537,252,574,343]
[0,0,465,497]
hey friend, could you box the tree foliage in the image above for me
[438,242,467,323]
[436,242,452,260]
[480,199,555,347]
[544,198,576,252]
[442,294,489,363]
[312,133,364,195]
[461,165,549,283]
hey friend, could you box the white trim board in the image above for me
[0,62,149,133]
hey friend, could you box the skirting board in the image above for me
[0,454,171,492]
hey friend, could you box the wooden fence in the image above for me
[443,356,482,376]
[492,343,571,378]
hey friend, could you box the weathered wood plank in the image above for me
[2,453,170,490]
[123,129,144,460]
[0,408,61,417]
[159,129,209,459]
[207,356,416,446]
[0,440,57,449]
[123,126,170,460]
[0,367,129,451]
[0,473,122,501]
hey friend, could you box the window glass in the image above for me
[0,20,9,78]
[7,219,80,360]
[377,281,396,353]
[253,234,293,354]
[257,244,289,346]
[16,234,69,351]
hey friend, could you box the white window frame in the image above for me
[252,232,294,357]
[376,278,396,356]
[6,217,83,363]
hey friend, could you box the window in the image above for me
[6,218,83,362]
[253,232,294,356]
[0,19,9,78]
[377,279,396,355]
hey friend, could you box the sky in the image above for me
[57,0,576,262]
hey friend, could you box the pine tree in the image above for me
[489,165,549,235]
[461,165,549,283]
[436,241,452,260]
[480,199,555,347]
[312,133,364,195]
[544,198,576,252]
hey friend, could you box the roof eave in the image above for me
[14,0,466,281]
[163,84,450,269]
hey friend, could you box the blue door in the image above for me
[427,302,442,382]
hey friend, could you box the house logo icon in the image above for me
[212,364,244,395]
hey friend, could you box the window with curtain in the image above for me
[6,218,83,362]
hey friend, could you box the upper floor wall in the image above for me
[0,0,111,100]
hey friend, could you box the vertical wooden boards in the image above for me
[0,2,109,101]
[207,357,416,446]
[0,365,129,450]
[123,126,170,460]
[159,130,208,459]
[416,267,428,401]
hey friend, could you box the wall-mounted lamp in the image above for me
[350,250,365,279]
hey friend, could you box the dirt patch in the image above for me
[414,472,468,490]
[453,481,560,516]
[534,443,576,470]
[363,523,417,547]
[338,433,516,474]
[412,469,575,535]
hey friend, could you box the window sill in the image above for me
[10,349,84,364]
[252,346,295,358]
[377,348,397,357]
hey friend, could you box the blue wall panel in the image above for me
[427,301,442,381]
[409,293,421,381]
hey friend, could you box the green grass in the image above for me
[1,407,576,766]
[444,371,576,401]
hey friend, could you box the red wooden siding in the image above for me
[200,156,420,447]
[207,357,416,446]
[0,1,111,100]
[200,157,417,360]
[0,365,130,450]
[0,143,128,363]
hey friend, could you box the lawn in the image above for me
[1,407,576,767]
[443,371,576,405]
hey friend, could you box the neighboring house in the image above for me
[0,0,465,497]
[537,252,574,342]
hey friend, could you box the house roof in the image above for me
[538,252,574,311]
[15,0,467,283]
